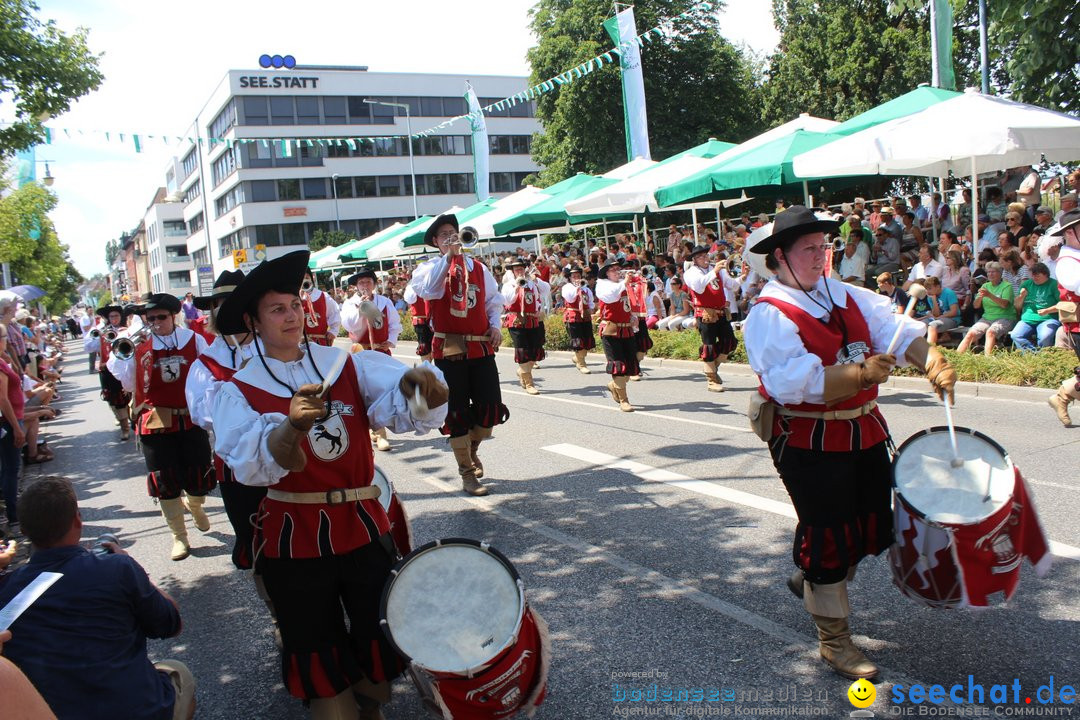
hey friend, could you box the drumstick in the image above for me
[885,283,927,355]
[407,363,429,416]
[320,349,350,398]
[941,394,963,469]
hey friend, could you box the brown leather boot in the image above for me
[787,569,804,599]
[703,361,724,392]
[468,426,492,479]
[518,363,540,395]
[812,615,879,680]
[574,350,591,374]
[611,377,634,412]
[184,494,211,532]
[1048,382,1077,426]
[159,498,190,561]
[450,436,488,496]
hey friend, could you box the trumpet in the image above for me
[104,329,118,343]
[516,276,529,288]
[451,225,481,250]
[726,253,743,278]
[111,327,152,361]
[89,328,102,339]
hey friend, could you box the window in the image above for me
[168,270,192,289]
[165,168,176,193]
[323,97,347,124]
[181,149,199,180]
[420,97,443,116]
[490,136,511,154]
[295,97,319,125]
[357,218,382,238]
[369,97,395,124]
[411,175,427,195]
[299,142,325,167]
[356,176,377,197]
[215,185,244,217]
[255,225,282,247]
[192,248,209,266]
[249,180,276,202]
[187,213,204,235]
[396,97,420,117]
[163,220,188,237]
[511,135,531,154]
[302,178,327,200]
[326,140,350,158]
[374,138,403,157]
[211,148,237,187]
[282,223,306,246]
[209,99,237,139]
[509,100,535,118]
[442,97,466,116]
[490,172,516,193]
[219,230,248,258]
[277,179,300,201]
[348,97,371,124]
[243,96,269,125]
[165,245,190,262]
[272,139,297,167]
[334,176,354,199]
[246,141,273,168]
[449,173,472,195]
[183,178,201,204]
[270,96,294,125]
[378,176,402,197]
[427,174,449,195]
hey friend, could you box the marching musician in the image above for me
[743,207,956,680]
[300,269,341,346]
[403,271,433,363]
[595,259,638,412]
[683,245,741,392]
[561,265,596,374]
[342,267,402,452]
[211,250,448,720]
[624,259,652,381]
[183,270,263,571]
[500,258,549,395]
[1047,209,1080,426]
[84,304,132,440]
[107,294,214,562]
[408,213,507,497]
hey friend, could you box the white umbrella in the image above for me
[564,155,722,216]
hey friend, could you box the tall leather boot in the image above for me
[184,494,211,532]
[450,435,489,496]
[804,580,877,680]
[517,362,540,395]
[573,349,591,374]
[703,361,725,392]
[159,498,190,561]
[308,689,360,720]
[352,677,390,720]
[113,407,131,440]
[608,376,634,412]
[1048,376,1080,426]
[469,426,492,479]
[629,351,645,381]
[372,427,391,452]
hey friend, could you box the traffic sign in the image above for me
[253,244,267,261]
[232,249,248,268]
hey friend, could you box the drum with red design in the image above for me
[889,427,1051,609]
[380,539,549,719]
[372,465,412,556]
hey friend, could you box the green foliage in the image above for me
[104,239,119,267]
[0,0,104,157]
[987,0,1080,113]
[526,0,763,185]
[309,229,353,252]
[0,180,82,311]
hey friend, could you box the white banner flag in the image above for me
[603,5,651,162]
[464,82,489,201]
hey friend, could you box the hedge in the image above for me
[397,313,1074,389]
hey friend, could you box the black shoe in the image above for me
[787,569,804,599]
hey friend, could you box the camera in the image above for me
[90,533,120,557]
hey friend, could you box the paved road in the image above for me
[24,339,1080,718]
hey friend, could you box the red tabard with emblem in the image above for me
[304,293,331,345]
[409,297,429,325]
[232,357,390,560]
[197,353,240,484]
[134,336,200,435]
[626,276,648,316]
[1058,256,1080,333]
[599,289,634,338]
[503,284,541,329]
[688,274,728,316]
[754,294,888,451]
[562,287,591,323]
[99,331,115,364]
[431,258,492,359]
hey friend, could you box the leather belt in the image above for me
[266,486,381,505]
[776,400,878,421]
[433,332,491,342]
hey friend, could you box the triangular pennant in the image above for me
[43,127,52,144]
[133,135,142,153]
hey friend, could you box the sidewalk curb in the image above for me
[380,339,1057,404]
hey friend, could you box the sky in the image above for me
[33,0,779,277]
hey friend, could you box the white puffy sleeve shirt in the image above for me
[184,338,252,432]
[744,277,926,406]
[341,294,401,344]
[409,255,503,330]
[561,283,595,310]
[107,327,208,394]
[595,278,627,304]
[212,344,447,487]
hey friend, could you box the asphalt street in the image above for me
[16,338,1080,719]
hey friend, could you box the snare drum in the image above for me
[380,539,549,719]
[890,427,1051,609]
[373,466,413,556]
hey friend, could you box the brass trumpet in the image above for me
[89,328,102,339]
[111,327,152,361]
[516,276,529,288]
[451,225,481,250]
[104,329,118,343]
[726,253,743,278]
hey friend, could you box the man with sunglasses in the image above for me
[108,294,213,562]
[300,269,341,346]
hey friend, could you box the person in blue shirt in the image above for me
[0,477,196,720]
[919,276,960,345]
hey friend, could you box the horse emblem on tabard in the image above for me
[524,290,535,306]
[371,309,385,330]
[466,283,479,310]
[306,399,355,461]
[709,277,722,291]
[156,356,186,383]
[621,296,632,313]
[305,310,321,329]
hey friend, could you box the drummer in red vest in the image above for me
[561,265,596,374]
[107,293,214,562]
[1047,209,1080,425]
[683,245,740,392]
[210,250,447,720]
[183,269,265,572]
[84,304,132,439]
[342,267,402,452]
[301,269,341,346]
[408,213,507,497]
[595,258,638,412]
[500,258,549,395]
[743,206,956,680]
[624,258,652,380]
[403,271,433,363]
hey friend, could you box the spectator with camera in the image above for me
[0,476,196,720]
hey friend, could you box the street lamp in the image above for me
[331,173,341,232]
[364,99,418,220]
[42,163,54,187]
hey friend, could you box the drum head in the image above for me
[893,427,1014,524]
[372,466,392,512]
[382,539,524,674]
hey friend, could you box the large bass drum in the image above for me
[373,465,413,556]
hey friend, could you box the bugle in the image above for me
[89,328,102,339]
[451,225,481,250]
[726,253,743,278]
[111,327,152,361]
[104,329,118,343]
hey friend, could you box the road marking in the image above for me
[542,443,1080,561]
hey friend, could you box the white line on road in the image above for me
[542,443,1080,561]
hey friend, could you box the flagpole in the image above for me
[929,0,940,87]
[978,0,990,93]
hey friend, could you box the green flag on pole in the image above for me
[603,4,651,162]
[930,0,956,90]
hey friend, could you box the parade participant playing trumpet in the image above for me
[501,258,549,395]
[1047,209,1080,425]
[342,267,402,452]
[211,250,448,720]
[561,265,596,374]
[596,259,637,412]
[403,272,433,363]
[300,269,341,346]
[108,294,213,562]
[183,270,262,570]
[624,259,652,380]
[684,245,741,392]
[84,304,132,439]
[408,213,506,496]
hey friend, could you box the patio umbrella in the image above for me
[829,85,961,136]
[319,222,406,267]
[351,215,434,262]
[8,285,45,301]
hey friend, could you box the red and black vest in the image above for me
[563,287,592,324]
[431,259,492,359]
[197,352,241,483]
[232,356,390,560]
[409,297,430,326]
[504,282,542,329]
[689,272,728,316]
[304,293,331,346]
[755,293,888,451]
[134,335,200,435]
[356,303,391,355]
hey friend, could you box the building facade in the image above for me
[175,67,542,276]
[143,184,197,297]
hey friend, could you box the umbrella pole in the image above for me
[716,205,722,237]
[602,218,609,249]
[691,208,699,243]
[928,178,939,240]
[803,180,810,206]
[971,157,979,249]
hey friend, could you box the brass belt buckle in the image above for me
[325,489,348,505]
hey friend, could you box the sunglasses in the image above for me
[146,314,171,321]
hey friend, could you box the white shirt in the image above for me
[595,277,628,304]
[500,277,551,314]
[684,262,740,314]
[184,336,254,432]
[79,314,93,332]
[308,288,341,337]
[561,283,595,311]
[106,326,209,394]
[838,251,867,283]
[908,258,944,283]
[211,343,447,487]
[409,255,503,331]
[744,277,926,406]
[340,293,401,346]
[1057,245,1080,294]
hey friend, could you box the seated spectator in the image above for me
[0,477,196,720]
[904,245,944,291]
[845,216,872,262]
[1009,263,1061,352]
[941,249,971,309]
[919,277,960,345]
[656,278,694,330]
[1000,249,1027,293]
[879,207,904,243]
[645,282,665,330]
[838,236,866,286]
[865,227,900,286]
[956,262,1017,355]
[876,272,909,314]
[899,212,924,267]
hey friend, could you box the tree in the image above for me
[985,0,1078,113]
[0,0,104,157]
[526,0,763,185]
[0,179,81,311]
[309,229,353,252]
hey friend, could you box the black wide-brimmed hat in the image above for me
[96,305,124,319]
[507,258,527,269]
[749,205,840,255]
[1052,209,1080,236]
[141,294,182,315]
[598,259,622,276]
[215,250,310,335]
[347,267,377,286]
[424,213,459,248]
[194,270,245,310]
[565,265,584,277]
[688,245,711,259]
